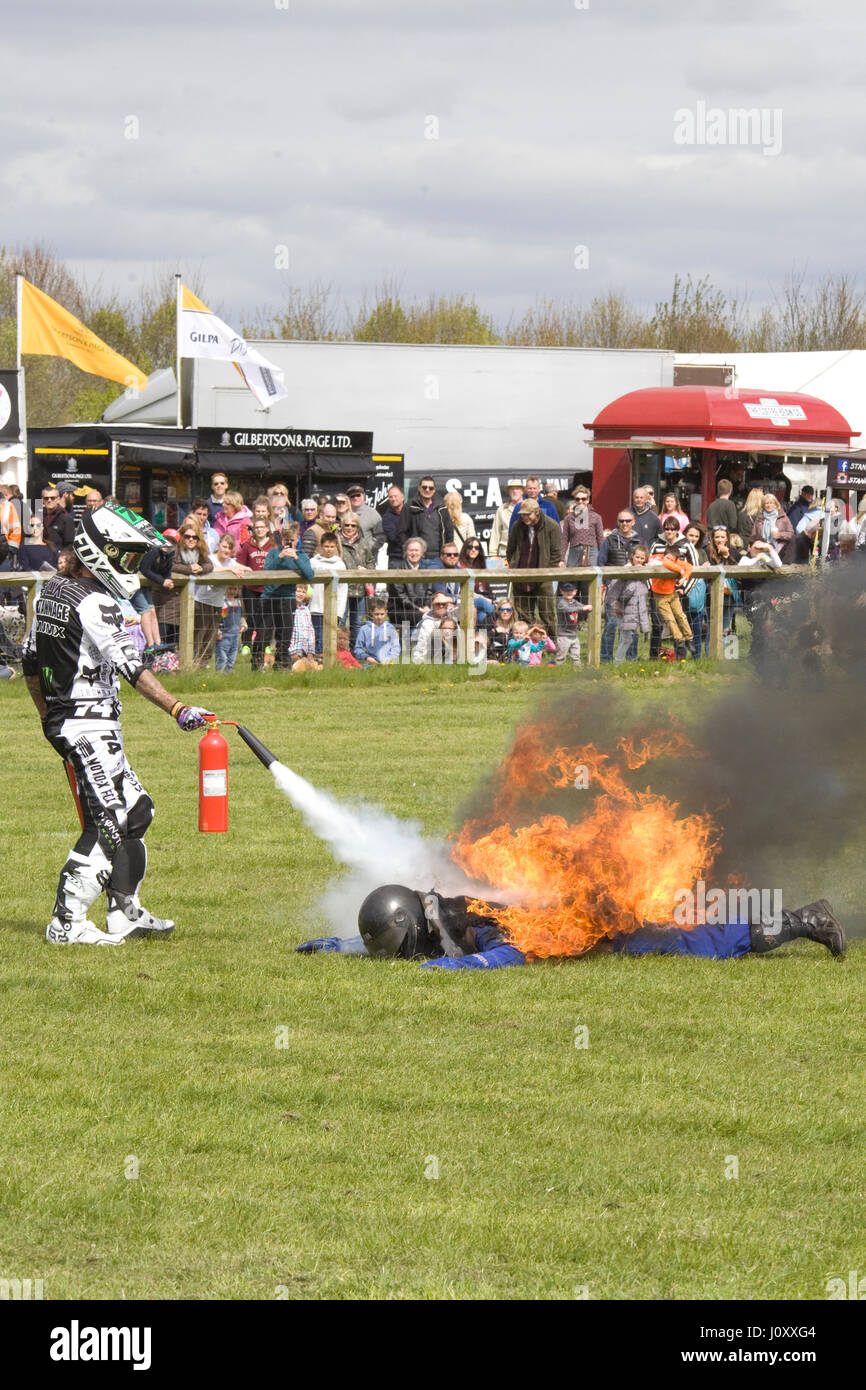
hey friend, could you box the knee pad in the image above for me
[126,794,154,840]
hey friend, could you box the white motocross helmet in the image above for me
[73,503,166,601]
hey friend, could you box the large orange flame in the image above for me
[452,722,721,958]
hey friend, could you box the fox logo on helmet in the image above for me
[73,503,164,603]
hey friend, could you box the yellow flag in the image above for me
[20,279,147,390]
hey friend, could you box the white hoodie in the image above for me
[310,554,348,617]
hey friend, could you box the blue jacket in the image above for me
[262,547,314,600]
[354,619,401,664]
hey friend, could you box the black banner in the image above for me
[198,427,373,454]
[826,456,866,488]
[0,369,22,442]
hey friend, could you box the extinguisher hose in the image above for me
[232,723,280,769]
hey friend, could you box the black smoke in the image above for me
[459,564,866,930]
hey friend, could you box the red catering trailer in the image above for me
[585,385,858,525]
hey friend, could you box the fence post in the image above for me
[459,572,475,665]
[178,577,195,670]
[322,575,338,669]
[708,570,724,661]
[24,579,37,631]
[586,568,603,667]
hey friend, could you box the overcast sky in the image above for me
[4,0,865,327]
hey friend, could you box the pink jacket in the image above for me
[213,505,252,544]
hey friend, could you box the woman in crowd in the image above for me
[164,516,213,662]
[213,490,252,548]
[683,522,708,658]
[753,492,794,554]
[706,526,742,637]
[237,516,278,670]
[17,514,56,571]
[737,487,766,547]
[487,597,516,663]
[192,531,247,667]
[251,494,282,545]
[561,485,604,568]
[458,537,491,599]
[659,491,690,533]
[339,512,377,649]
[309,531,348,653]
[267,483,293,532]
[444,490,477,553]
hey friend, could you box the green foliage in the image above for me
[352,284,500,344]
[0,677,861,1298]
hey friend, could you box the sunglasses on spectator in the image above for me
[419,484,434,491]
[500,605,513,612]
[617,517,634,524]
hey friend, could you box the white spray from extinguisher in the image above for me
[268,762,487,934]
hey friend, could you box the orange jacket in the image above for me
[650,553,692,595]
[0,497,21,548]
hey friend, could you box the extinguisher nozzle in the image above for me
[234,724,279,769]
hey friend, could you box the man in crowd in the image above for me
[543,482,569,520]
[23,503,213,944]
[787,485,816,531]
[408,476,452,561]
[189,497,220,552]
[631,487,663,548]
[506,498,561,635]
[207,471,229,522]
[411,592,454,663]
[489,479,524,559]
[598,509,639,662]
[85,489,104,511]
[301,500,339,556]
[508,475,558,531]
[40,485,76,550]
[381,485,410,567]
[346,484,384,548]
[706,479,739,533]
[0,478,22,554]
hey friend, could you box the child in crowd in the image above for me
[288,584,320,669]
[526,622,556,666]
[309,533,348,653]
[651,542,693,659]
[335,625,362,669]
[506,619,532,664]
[554,580,592,665]
[354,600,401,666]
[610,544,650,663]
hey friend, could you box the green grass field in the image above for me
[1,666,861,1300]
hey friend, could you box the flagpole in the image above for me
[16,273,23,370]
[175,273,183,428]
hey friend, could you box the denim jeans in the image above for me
[215,604,242,671]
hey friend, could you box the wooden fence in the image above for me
[6,563,812,669]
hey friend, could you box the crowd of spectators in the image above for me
[1,467,864,676]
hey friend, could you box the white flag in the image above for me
[180,284,287,410]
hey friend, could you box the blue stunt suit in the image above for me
[296,892,754,968]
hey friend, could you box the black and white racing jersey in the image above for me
[22,575,145,733]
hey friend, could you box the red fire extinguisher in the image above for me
[199,719,229,833]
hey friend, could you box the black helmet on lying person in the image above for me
[357,884,436,959]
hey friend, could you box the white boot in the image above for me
[45,917,126,946]
[106,894,175,939]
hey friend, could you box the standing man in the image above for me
[509,475,559,531]
[489,479,524,559]
[40,484,76,550]
[408,476,453,561]
[543,482,569,520]
[84,489,104,511]
[208,471,229,523]
[381,485,410,567]
[0,478,22,554]
[598,509,639,662]
[22,503,214,945]
[705,479,739,533]
[346,484,385,548]
[631,487,662,548]
[506,499,562,635]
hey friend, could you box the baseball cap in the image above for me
[347,485,364,496]
[519,499,540,517]
[559,581,577,592]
